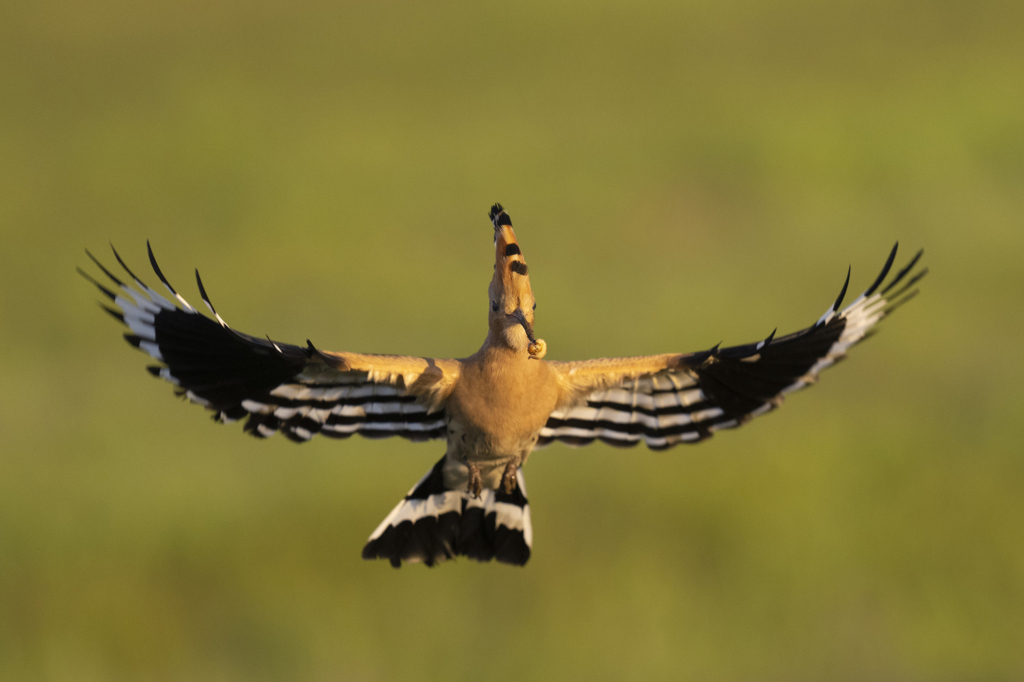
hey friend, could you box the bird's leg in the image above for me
[502,461,518,494]
[467,461,482,499]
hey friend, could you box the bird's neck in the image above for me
[478,333,530,365]
[484,320,531,354]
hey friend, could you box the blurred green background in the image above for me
[1,0,1022,679]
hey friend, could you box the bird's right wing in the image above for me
[80,245,460,443]
[542,244,926,450]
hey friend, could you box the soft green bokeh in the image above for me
[1,0,1022,679]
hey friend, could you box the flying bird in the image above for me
[80,204,926,567]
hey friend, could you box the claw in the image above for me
[467,462,482,499]
[502,461,518,494]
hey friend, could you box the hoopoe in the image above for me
[80,204,926,567]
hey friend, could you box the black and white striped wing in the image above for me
[80,245,450,443]
[542,244,926,450]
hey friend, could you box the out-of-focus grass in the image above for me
[1,0,1022,679]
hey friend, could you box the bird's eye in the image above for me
[533,302,537,310]
[491,300,498,312]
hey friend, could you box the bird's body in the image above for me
[80,203,927,567]
[445,345,557,491]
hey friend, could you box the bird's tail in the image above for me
[362,456,532,567]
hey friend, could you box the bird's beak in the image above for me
[511,308,537,345]
[511,309,546,359]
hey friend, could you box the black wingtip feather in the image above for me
[111,242,149,289]
[833,266,851,314]
[100,304,125,324]
[881,248,924,295]
[85,249,126,288]
[887,267,929,301]
[864,242,899,298]
[885,288,921,314]
[194,268,216,314]
[77,267,117,301]
[266,335,284,353]
[905,267,928,288]
[146,241,179,295]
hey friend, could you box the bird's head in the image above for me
[487,204,546,359]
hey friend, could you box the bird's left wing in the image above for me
[542,244,926,450]
[80,245,459,443]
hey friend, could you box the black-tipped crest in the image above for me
[489,203,512,227]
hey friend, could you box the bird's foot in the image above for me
[501,461,518,494]
[467,462,482,498]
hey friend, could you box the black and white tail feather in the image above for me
[362,457,532,567]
